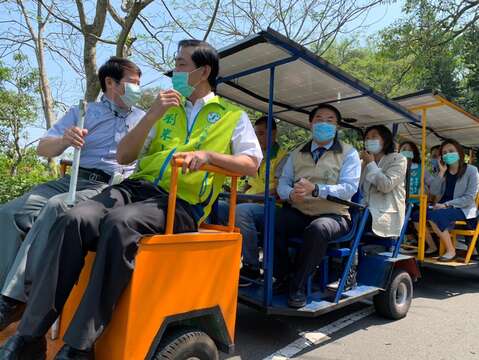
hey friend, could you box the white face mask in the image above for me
[119,82,141,108]
[365,139,382,154]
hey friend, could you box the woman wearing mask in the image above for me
[399,141,437,254]
[417,139,478,261]
[360,125,407,239]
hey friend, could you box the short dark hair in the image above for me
[364,125,395,154]
[430,144,441,153]
[399,140,421,164]
[309,103,342,123]
[440,138,467,177]
[98,57,142,92]
[178,39,219,89]
[254,115,277,130]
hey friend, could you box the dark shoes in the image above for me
[327,266,358,293]
[0,334,46,360]
[54,345,94,360]
[239,266,261,287]
[288,286,306,308]
[0,296,26,331]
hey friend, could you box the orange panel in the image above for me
[59,232,242,360]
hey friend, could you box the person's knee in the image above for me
[0,198,22,219]
[235,204,254,224]
[43,194,69,214]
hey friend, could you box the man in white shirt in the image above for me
[1,40,262,360]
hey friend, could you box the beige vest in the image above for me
[292,140,353,217]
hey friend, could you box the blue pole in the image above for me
[263,67,275,307]
[392,123,399,137]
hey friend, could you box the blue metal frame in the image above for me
[216,56,297,84]
[215,29,420,313]
[262,67,276,307]
[333,208,370,303]
[392,202,414,258]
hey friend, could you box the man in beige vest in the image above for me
[276,104,361,308]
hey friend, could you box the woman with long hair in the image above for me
[416,139,478,261]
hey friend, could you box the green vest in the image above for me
[245,143,287,195]
[130,96,242,223]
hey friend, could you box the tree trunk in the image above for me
[84,35,100,101]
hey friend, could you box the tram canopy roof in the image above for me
[216,28,418,129]
[395,90,479,148]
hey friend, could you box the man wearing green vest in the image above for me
[275,104,361,308]
[233,116,287,286]
[0,40,262,360]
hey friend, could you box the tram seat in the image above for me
[449,194,479,264]
[360,202,414,257]
[287,193,369,301]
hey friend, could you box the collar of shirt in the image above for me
[311,139,333,153]
[101,95,131,119]
[184,92,215,131]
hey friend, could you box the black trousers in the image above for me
[18,179,197,350]
[275,205,350,289]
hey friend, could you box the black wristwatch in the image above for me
[312,184,319,197]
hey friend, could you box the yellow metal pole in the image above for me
[417,108,428,261]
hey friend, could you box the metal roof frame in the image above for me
[216,28,419,129]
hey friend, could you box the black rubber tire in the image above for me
[373,269,413,320]
[154,328,219,360]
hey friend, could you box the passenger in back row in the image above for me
[275,103,361,308]
[412,139,478,262]
[399,141,437,254]
[233,116,288,286]
[360,125,407,240]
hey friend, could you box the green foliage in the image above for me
[0,149,54,204]
[0,53,39,175]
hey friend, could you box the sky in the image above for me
[0,0,406,144]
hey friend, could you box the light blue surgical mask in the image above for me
[172,67,202,98]
[365,139,382,154]
[400,150,414,159]
[442,152,460,165]
[119,82,141,108]
[312,122,336,142]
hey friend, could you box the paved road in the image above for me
[223,267,479,360]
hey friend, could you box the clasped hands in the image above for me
[289,177,315,203]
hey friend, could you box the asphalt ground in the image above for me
[223,266,479,360]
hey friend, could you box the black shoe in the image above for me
[0,296,26,331]
[288,286,306,308]
[54,345,94,360]
[239,266,260,287]
[344,266,357,291]
[0,334,46,360]
[272,277,289,295]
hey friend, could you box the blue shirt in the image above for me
[45,95,145,176]
[278,139,361,201]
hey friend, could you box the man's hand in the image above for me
[148,89,182,120]
[62,127,88,149]
[433,203,447,210]
[360,150,375,164]
[173,151,210,174]
[294,178,315,197]
[289,188,305,203]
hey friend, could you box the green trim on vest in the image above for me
[130,96,242,223]
[246,143,287,195]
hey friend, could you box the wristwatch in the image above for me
[312,184,319,198]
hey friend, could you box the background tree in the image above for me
[0,54,39,175]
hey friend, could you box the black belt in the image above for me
[78,167,111,183]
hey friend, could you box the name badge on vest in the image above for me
[207,112,221,124]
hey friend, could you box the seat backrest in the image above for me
[329,191,364,244]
